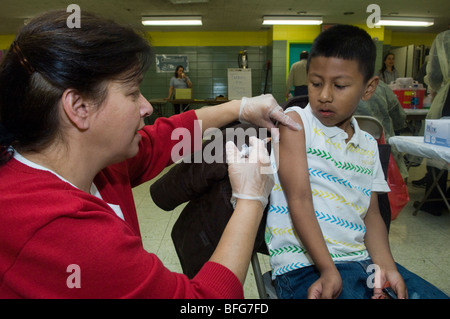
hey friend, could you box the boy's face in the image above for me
[307,56,377,130]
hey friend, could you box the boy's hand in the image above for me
[372,269,408,299]
[307,269,342,299]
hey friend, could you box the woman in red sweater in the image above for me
[0,10,299,298]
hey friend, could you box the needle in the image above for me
[240,138,271,157]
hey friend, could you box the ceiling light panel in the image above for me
[375,17,434,27]
[263,16,323,25]
[169,0,208,3]
[142,16,203,26]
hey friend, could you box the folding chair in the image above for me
[354,115,392,230]
[354,115,384,140]
[282,95,309,110]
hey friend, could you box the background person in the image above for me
[167,65,192,114]
[285,51,309,99]
[355,81,408,178]
[378,52,398,84]
[424,30,450,120]
[411,29,450,215]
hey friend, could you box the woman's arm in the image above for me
[167,86,174,100]
[209,198,264,284]
[185,77,192,88]
[195,100,241,132]
[277,112,341,298]
[194,94,302,137]
[209,137,274,284]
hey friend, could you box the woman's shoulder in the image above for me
[0,159,109,214]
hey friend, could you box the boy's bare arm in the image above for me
[364,193,407,298]
[364,193,395,267]
[278,112,341,298]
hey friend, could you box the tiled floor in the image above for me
[133,162,450,299]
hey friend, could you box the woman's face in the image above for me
[89,79,152,165]
[384,54,395,68]
[177,67,184,77]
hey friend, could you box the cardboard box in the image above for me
[175,88,192,99]
[424,119,450,148]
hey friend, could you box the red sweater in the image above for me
[0,111,243,299]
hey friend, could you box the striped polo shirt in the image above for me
[266,105,390,278]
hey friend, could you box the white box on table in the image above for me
[424,119,450,148]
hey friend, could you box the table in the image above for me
[169,99,230,107]
[403,109,429,135]
[389,136,450,215]
[149,99,168,117]
[403,108,429,121]
[149,99,230,118]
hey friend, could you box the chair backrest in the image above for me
[354,115,384,140]
[354,115,391,231]
[282,95,309,110]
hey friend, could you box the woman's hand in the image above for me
[209,136,273,284]
[194,94,301,141]
[225,136,274,209]
[239,94,302,141]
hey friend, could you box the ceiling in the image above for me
[0,0,448,34]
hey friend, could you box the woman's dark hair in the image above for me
[174,65,184,78]
[307,24,376,83]
[0,9,152,164]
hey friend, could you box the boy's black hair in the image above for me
[307,24,376,83]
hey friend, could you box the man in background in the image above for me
[285,51,309,99]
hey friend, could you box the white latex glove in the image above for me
[239,94,302,142]
[225,136,274,209]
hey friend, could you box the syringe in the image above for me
[239,138,271,157]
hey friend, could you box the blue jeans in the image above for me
[275,259,449,299]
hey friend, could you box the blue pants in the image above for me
[275,259,449,299]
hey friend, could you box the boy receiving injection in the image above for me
[266,25,448,299]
